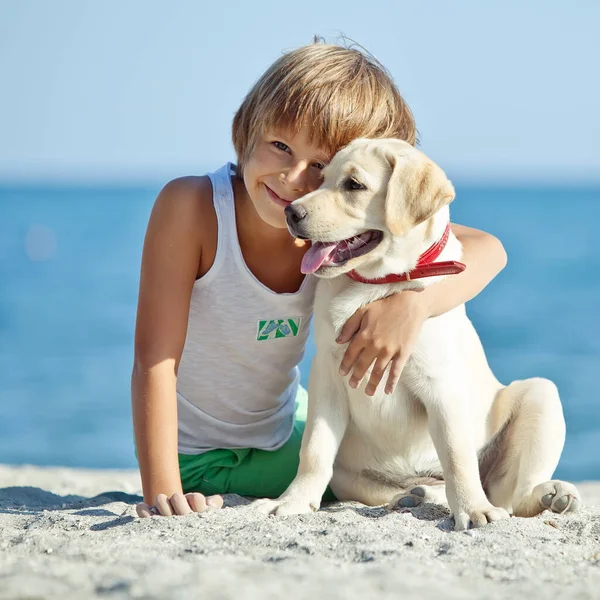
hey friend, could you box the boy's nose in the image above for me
[284,162,311,192]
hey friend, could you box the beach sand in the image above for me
[1,464,599,599]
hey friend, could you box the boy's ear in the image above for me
[384,150,455,236]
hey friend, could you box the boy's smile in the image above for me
[264,184,293,208]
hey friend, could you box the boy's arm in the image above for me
[337,224,507,395]
[420,223,507,317]
[132,176,221,516]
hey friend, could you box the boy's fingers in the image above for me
[136,502,154,518]
[185,492,207,513]
[385,355,407,395]
[337,309,364,344]
[154,494,174,516]
[340,339,365,377]
[169,492,193,515]
[206,495,224,509]
[365,355,393,396]
[349,350,374,388]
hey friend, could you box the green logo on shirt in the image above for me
[257,317,301,341]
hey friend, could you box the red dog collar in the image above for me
[346,223,466,284]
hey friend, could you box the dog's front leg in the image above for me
[426,388,510,530]
[253,358,349,516]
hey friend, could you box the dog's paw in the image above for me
[389,490,424,510]
[251,497,318,516]
[388,485,448,510]
[534,480,581,514]
[453,502,510,530]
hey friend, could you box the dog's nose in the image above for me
[284,204,307,224]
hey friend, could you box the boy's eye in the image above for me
[313,162,325,170]
[273,141,290,153]
[343,178,367,191]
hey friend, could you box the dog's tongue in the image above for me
[301,241,339,274]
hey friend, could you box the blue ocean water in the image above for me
[0,183,599,480]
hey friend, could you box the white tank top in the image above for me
[176,163,316,454]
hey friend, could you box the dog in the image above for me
[254,138,580,530]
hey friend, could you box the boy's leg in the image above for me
[179,387,337,501]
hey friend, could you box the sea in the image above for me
[1,182,599,481]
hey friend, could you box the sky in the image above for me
[1,0,599,184]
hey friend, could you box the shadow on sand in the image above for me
[0,486,142,515]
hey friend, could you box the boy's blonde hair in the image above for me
[232,42,417,175]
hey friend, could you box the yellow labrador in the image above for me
[255,139,580,530]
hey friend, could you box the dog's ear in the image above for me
[384,149,455,236]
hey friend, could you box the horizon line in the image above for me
[1,166,600,189]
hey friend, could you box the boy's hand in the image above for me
[136,492,224,517]
[337,291,428,396]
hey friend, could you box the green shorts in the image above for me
[178,386,336,501]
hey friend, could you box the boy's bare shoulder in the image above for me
[157,175,213,212]
[152,175,216,236]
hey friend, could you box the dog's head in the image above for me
[286,138,455,278]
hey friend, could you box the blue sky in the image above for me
[1,0,598,183]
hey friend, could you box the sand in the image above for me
[1,464,599,600]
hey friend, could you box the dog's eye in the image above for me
[343,178,366,191]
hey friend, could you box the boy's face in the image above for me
[243,125,331,229]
